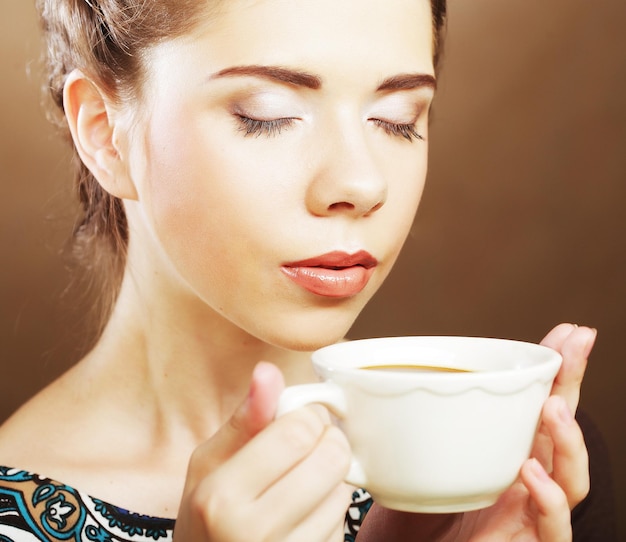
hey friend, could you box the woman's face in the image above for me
[120,0,435,350]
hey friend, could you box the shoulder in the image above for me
[0,371,82,471]
[0,367,187,520]
[0,362,125,490]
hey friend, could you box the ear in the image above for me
[63,69,138,201]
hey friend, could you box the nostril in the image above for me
[326,200,384,215]
[368,202,383,214]
[328,202,356,212]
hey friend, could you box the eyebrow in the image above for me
[210,65,436,93]
[376,73,437,92]
[211,65,322,89]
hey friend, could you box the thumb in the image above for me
[186,362,285,484]
[232,361,286,438]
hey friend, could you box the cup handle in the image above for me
[276,382,367,488]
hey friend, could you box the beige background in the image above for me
[1,0,624,537]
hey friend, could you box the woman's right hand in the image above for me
[173,362,353,542]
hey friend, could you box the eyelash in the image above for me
[371,119,424,142]
[234,115,423,142]
[236,115,296,137]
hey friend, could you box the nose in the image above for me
[305,125,387,218]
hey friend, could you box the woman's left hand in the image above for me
[357,323,597,542]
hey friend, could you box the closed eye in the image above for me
[370,119,423,142]
[236,115,297,137]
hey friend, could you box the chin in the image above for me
[260,305,363,353]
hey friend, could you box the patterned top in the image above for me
[0,467,372,541]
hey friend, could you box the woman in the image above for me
[0,0,595,540]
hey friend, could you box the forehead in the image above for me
[161,0,435,82]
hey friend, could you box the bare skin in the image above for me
[0,0,433,523]
[0,0,595,539]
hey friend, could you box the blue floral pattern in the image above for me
[0,467,173,541]
[0,467,372,541]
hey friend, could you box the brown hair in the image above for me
[37,0,212,337]
[37,0,447,338]
[431,0,447,69]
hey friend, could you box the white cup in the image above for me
[277,336,562,513]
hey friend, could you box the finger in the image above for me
[241,361,287,435]
[552,326,596,412]
[541,324,596,412]
[192,407,343,540]
[531,324,581,467]
[532,324,596,470]
[186,361,285,484]
[203,405,330,500]
[257,424,352,530]
[520,458,572,542]
[539,322,578,350]
[542,396,589,508]
[283,482,352,542]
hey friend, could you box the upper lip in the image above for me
[283,250,378,269]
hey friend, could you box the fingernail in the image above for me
[529,458,551,482]
[583,327,598,358]
[247,363,264,402]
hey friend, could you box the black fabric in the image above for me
[572,410,618,541]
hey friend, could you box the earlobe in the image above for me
[63,69,138,201]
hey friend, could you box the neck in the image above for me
[80,267,317,446]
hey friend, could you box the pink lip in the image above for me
[281,250,378,298]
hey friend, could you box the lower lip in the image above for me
[281,265,375,298]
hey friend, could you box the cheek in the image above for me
[136,113,302,292]
[375,148,428,280]
[384,145,429,235]
[135,114,238,288]
[143,110,297,221]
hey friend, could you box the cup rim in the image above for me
[311,336,562,391]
